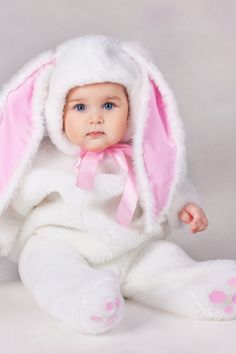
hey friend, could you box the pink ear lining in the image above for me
[0,60,54,200]
[143,79,177,216]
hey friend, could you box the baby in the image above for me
[63,82,207,231]
[0,35,236,335]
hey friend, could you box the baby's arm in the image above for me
[179,202,208,233]
[167,178,208,233]
[0,205,25,256]
[0,168,52,256]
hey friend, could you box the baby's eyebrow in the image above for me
[67,97,87,103]
[105,96,121,101]
[67,96,121,103]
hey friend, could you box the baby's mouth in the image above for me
[87,131,105,137]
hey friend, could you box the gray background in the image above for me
[1,0,236,261]
[1,2,236,353]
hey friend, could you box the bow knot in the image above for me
[74,143,138,227]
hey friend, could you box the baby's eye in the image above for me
[73,104,86,112]
[103,102,114,110]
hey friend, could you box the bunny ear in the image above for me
[0,52,55,216]
[122,42,186,230]
[138,76,185,231]
[143,79,178,218]
[141,75,186,230]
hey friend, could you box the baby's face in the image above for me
[63,82,129,152]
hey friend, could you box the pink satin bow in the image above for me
[74,143,138,227]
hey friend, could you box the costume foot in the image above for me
[208,277,236,316]
[76,274,125,334]
[90,296,122,327]
[193,273,236,320]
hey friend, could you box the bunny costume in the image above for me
[1,35,236,334]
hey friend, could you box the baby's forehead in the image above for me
[66,82,127,101]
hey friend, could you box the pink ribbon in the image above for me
[74,143,138,227]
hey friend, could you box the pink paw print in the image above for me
[209,277,236,314]
[90,297,121,326]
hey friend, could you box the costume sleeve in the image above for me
[166,178,202,229]
[0,167,52,256]
[0,205,25,256]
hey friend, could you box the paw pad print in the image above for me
[209,277,236,314]
[90,297,121,326]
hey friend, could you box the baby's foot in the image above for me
[76,274,125,334]
[193,274,236,320]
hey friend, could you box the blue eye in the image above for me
[103,102,114,110]
[74,104,86,112]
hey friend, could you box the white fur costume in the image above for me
[1,35,236,335]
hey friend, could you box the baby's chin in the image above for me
[79,140,114,152]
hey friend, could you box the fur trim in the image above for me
[45,35,140,155]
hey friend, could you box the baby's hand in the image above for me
[178,203,208,234]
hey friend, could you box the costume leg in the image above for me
[18,231,125,334]
[122,240,236,320]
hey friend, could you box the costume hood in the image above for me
[0,35,186,231]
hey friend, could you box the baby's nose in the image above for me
[90,113,104,124]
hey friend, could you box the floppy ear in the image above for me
[0,52,55,216]
[143,78,177,216]
[122,41,186,230]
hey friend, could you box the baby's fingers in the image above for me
[191,217,208,233]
